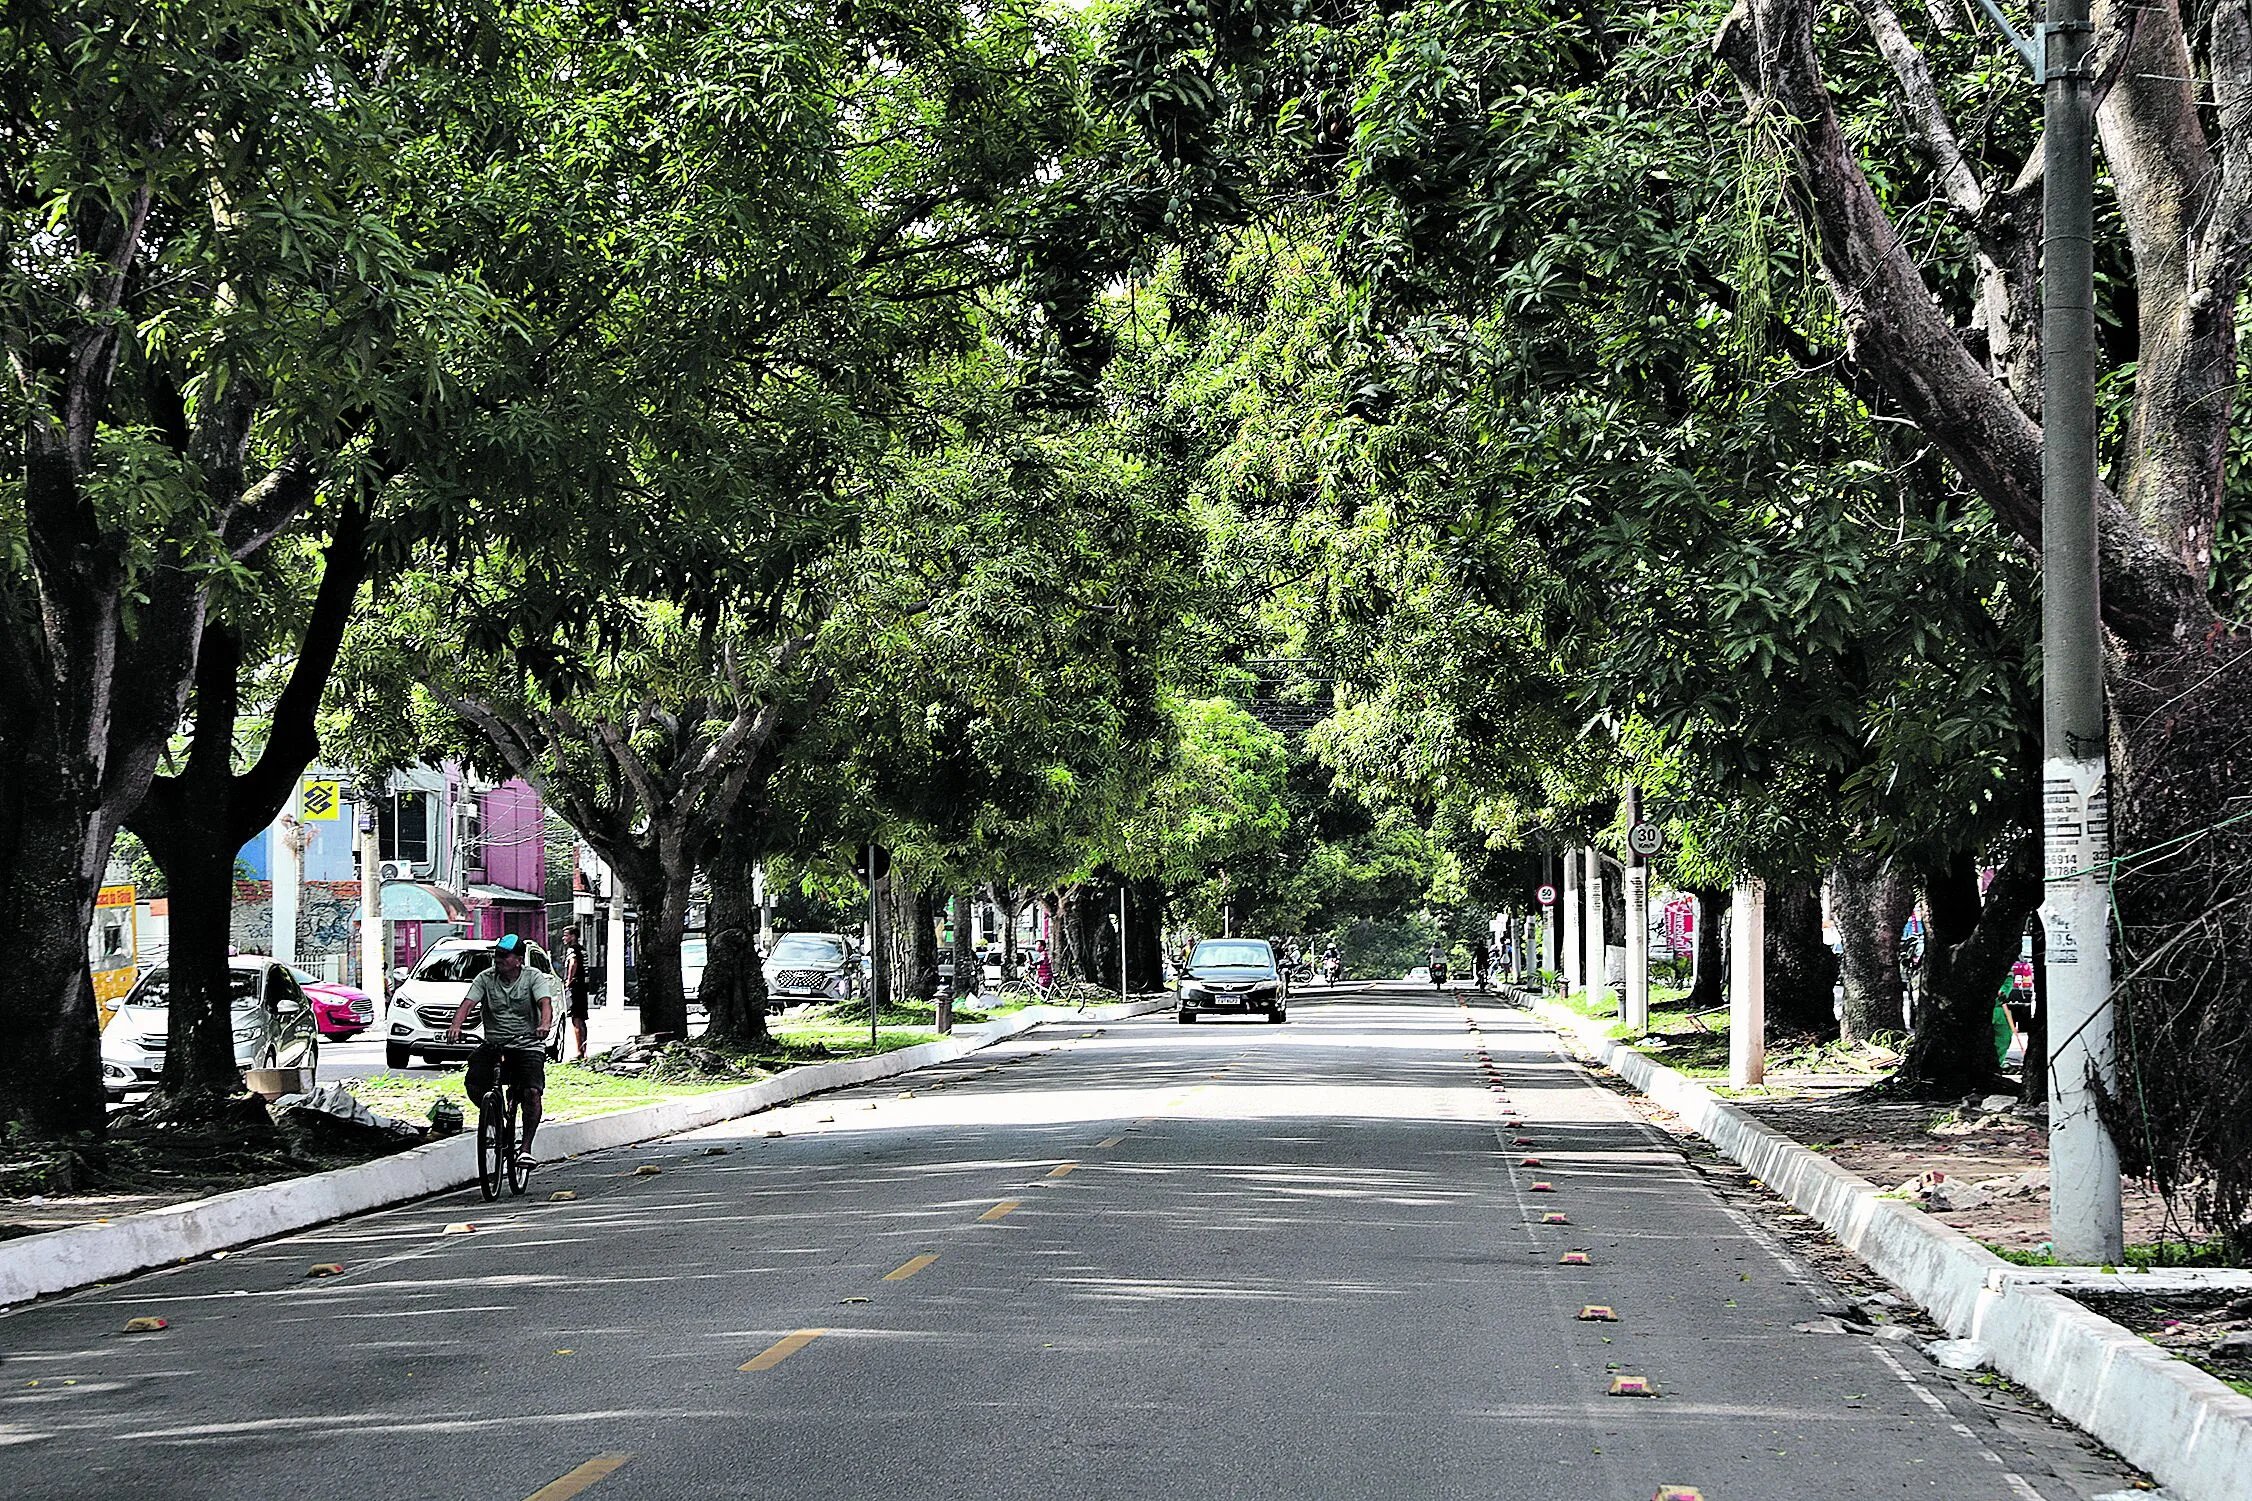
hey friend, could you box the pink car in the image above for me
[289,967,374,1040]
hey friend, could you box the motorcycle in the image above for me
[1321,956,1343,985]
[1429,961,1450,989]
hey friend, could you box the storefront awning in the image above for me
[379,881,470,923]
[465,883,546,908]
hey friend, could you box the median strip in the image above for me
[525,1452,633,1500]
[740,1328,828,1372]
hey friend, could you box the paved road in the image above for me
[5,991,2140,1500]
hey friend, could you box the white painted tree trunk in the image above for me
[1730,880,1766,1088]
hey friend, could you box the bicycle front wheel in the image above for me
[506,1094,531,1195]
[477,1096,502,1201]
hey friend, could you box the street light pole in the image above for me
[2039,0,2122,1263]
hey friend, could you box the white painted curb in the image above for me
[1522,996,2252,1501]
[0,997,1169,1308]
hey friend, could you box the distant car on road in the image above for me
[381,937,562,1070]
[101,956,321,1097]
[289,966,373,1041]
[763,932,856,1007]
[1405,966,1430,983]
[1177,938,1287,1024]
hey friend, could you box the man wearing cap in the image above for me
[447,934,557,1164]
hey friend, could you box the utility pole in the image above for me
[273,812,302,968]
[357,794,385,1003]
[2038,0,2122,1264]
[1730,879,1766,1088]
[866,845,882,1048]
[1622,786,1649,1034]
[1583,847,1604,1014]
[1561,852,1581,995]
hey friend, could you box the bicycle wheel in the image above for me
[476,1092,502,1201]
[506,1092,531,1195]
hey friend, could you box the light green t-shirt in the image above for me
[467,965,554,1047]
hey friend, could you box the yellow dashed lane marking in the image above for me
[525,1452,633,1500]
[740,1328,828,1372]
[1047,1162,1078,1178]
[884,1254,939,1281]
[979,1200,1021,1222]
[1097,1136,1125,1147]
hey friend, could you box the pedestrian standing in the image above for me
[1033,938,1054,998]
[562,928,591,1061]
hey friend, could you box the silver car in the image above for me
[100,956,321,1096]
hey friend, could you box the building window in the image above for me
[380,791,431,868]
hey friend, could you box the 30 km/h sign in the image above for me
[300,780,342,821]
[1536,884,1557,906]
[1626,822,1664,857]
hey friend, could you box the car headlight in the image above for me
[1179,984,1211,1000]
[1250,982,1279,997]
[233,1026,258,1043]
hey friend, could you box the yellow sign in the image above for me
[300,780,342,820]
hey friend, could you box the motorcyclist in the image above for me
[1321,944,1342,984]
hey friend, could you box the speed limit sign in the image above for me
[1536,884,1558,906]
[1627,822,1665,857]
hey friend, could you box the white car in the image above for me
[382,937,563,1071]
[101,956,321,1096]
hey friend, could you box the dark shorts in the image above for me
[466,1043,546,1105]
[568,988,589,1021]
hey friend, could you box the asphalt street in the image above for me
[4,989,2144,1500]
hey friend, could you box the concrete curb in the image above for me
[1520,995,2252,1501]
[0,997,1169,1309]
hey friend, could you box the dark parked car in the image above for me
[762,932,856,1006]
[1177,938,1288,1024]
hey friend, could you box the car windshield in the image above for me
[1190,941,1273,972]
[771,935,842,965]
[129,967,260,1007]
[412,948,494,983]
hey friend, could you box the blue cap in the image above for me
[495,934,522,953]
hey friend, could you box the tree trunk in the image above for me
[1049,887,1084,980]
[1890,839,2039,1096]
[697,826,769,1047]
[624,857,693,1041]
[994,885,1022,978]
[1763,880,1838,1039]
[1126,877,1164,991]
[946,887,976,1031]
[1831,855,1913,1044]
[1687,886,1728,1010]
[882,877,936,1004]
[0,793,110,1139]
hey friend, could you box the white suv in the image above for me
[383,938,563,1071]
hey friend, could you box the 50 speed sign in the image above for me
[1536,884,1558,906]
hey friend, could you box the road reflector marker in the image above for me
[1529,1181,1556,1192]
[885,1254,939,1281]
[1513,1136,1535,1144]
[1542,1212,1571,1224]
[1561,1252,1592,1265]
[1609,1375,1657,1397]
[631,1164,663,1177]
[306,1263,345,1278]
[442,1223,475,1234]
[979,1200,1021,1221]
[524,1451,634,1501]
[121,1317,168,1333]
[1520,1156,1542,1167]
[839,1296,869,1304]
[1654,1490,1704,1500]
[740,1328,828,1372]
[1577,1305,1619,1322]
[549,1190,577,1201]
[1047,1162,1078,1178]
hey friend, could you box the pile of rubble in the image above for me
[1889,1167,2049,1213]
[268,1082,428,1154]
[586,1038,764,1083]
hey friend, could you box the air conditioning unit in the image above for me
[378,860,411,883]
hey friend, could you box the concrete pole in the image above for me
[1561,854,1581,995]
[1730,880,1766,1088]
[357,804,385,1003]
[1584,847,1605,1012]
[272,814,301,967]
[2040,1,2122,1265]
[604,865,627,1012]
[1624,866,1649,1034]
[1119,886,1129,1003]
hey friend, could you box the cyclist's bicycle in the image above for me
[475,1057,536,1200]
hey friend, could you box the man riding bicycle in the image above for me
[446,934,556,1166]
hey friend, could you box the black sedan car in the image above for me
[1177,938,1288,1024]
